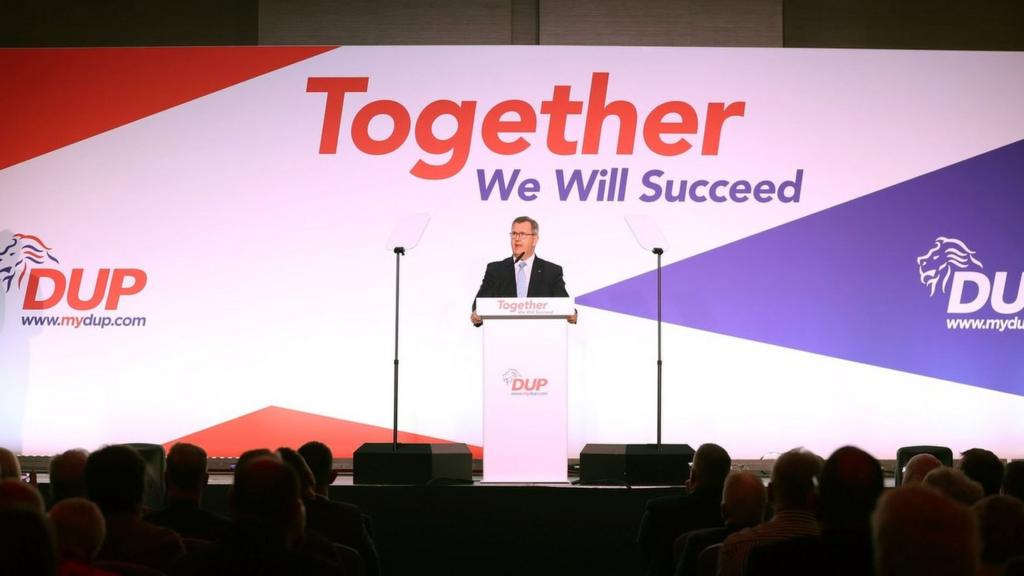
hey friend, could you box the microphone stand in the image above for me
[392,246,404,450]
[653,247,663,449]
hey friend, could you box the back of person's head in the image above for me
[959,448,1005,497]
[276,447,316,499]
[0,446,21,479]
[972,495,1024,567]
[873,486,978,576]
[0,506,57,576]
[166,443,208,495]
[1003,461,1024,501]
[49,449,88,505]
[690,443,731,490]
[924,467,984,506]
[902,453,942,486]
[298,441,334,491]
[85,444,145,516]
[0,478,45,513]
[48,498,106,562]
[769,448,822,511]
[819,446,884,529]
[230,456,304,546]
[720,471,765,527]
[235,448,274,474]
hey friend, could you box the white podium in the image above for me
[476,297,573,483]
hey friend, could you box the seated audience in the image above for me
[85,444,185,572]
[1004,461,1024,501]
[0,446,22,479]
[146,443,231,541]
[746,445,883,576]
[50,449,89,507]
[972,495,1024,576]
[901,453,942,486]
[0,477,46,512]
[873,486,978,576]
[299,441,380,576]
[49,498,119,576]
[960,448,1006,497]
[638,443,732,576]
[924,467,984,506]
[674,470,765,576]
[173,454,343,575]
[0,505,57,576]
[717,448,822,576]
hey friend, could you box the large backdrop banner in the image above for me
[2,46,1022,459]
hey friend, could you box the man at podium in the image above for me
[470,216,577,326]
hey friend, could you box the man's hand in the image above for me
[471,311,483,326]
[568,310,578,324]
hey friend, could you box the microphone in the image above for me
[514,252,525,263]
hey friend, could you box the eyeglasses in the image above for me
[509,232,536,239]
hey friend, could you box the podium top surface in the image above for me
[476,297,574,319]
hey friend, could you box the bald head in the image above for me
[50,449,88,505]
[873,486,978,576]
[49,498,106,561]
[902,453,942,486]
[820,446,883,529]
[690,443,731,490]
[721,471,766,527]
[924,467,984,506]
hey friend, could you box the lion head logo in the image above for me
[0,233,60,293]
[916,237,983,297]
[502,369,521,388]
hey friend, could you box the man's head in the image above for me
[819,446,884,530]
[0,479,45,513]
[902,453,942,486]
[230,455,305,547]
[688,443,731,492]
[276,447,316,501]
[873,486,979,576]
[85,445,146,517]
[0,447,20,480]
[959,448,1004,497]
[923,467,984,506]
[298,441,336,496]
[972,495,1024,567]
[48,498,106,562]
[720,471,765,527]
[49,449,88,505]
[510,216,539,260]
[768,448,822,512]
[165,443,208,502]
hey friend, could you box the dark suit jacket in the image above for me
[472,256,569,311]
[638,484,726,576]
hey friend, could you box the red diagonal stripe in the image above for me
[0,46,337,170]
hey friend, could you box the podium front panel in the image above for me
[482,317,568,483]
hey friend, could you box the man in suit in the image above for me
[470,215,577,326]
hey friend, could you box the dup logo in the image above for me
[916,236,1023,314]
[502,368,549,395]
[1,233,147,310]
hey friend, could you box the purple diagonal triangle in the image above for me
[578,139,1024,397]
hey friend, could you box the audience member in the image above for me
[1004,461,1024,501]
[173,455,342,575]
[960,448,1006,497]
[746,445,883,576]
[0,506,57,576]
[297,441,380,576]
[638,443,732,576]
[49,498,118,576]
[50,449,89,507]
[901,453,942,486]
[924,467,984,506]
[146,442,231,541]
[873,486,978,576]
[0,477,46,512]
[0,446,22,479]
[972,495,1024,576]
[717,448,822,576]
[674,470,765,576]
[86,444,185,572]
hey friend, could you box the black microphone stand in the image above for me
[653,247,663,448]
[392,246,404,450]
